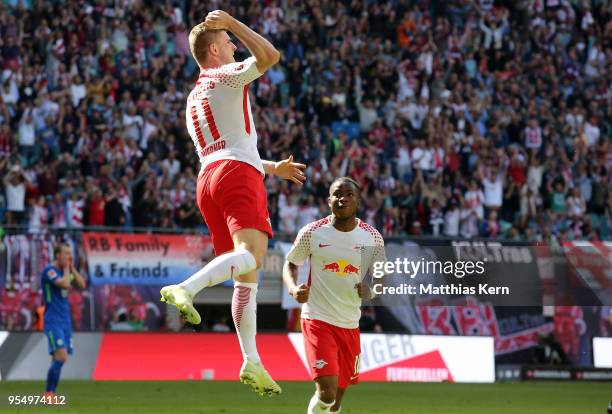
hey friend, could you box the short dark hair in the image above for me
[54,242,70,258]
[330,177,360,194]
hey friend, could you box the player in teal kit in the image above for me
[41,243,86,398]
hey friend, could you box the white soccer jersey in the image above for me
[186,57,264,174]
[286,216,386,329]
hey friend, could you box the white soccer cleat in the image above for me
[160,285,201,325]
[239,360,282,397]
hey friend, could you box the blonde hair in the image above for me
[54,242,71,258]
[189,23,221,66]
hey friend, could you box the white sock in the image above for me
[179,248,256,296]
[231,281,260,363]
[307,393,334,414]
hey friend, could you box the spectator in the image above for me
[162,151,181,183]
[279,195,299,234]
[520,187,538,227]
[549,181,567,215]
[28,195,48,233]
[87,188,105,227]
[0,124,10,159]
[567,187,586,219]
[411,139,433,173]
[584,115,600,147]
[49,193,67,228]
[3,165,28,223]
[37,116,58,157]
[177,193,200,228]
[395,136,412,183]
[123,104,143,142]
[479,11,508,50]
[66,191,84,228]
[524,118,543,151]
[482,210,501,238]
[429,198,444,236]
[482,168,503,212]
[297,195,319,229]
[18,107,36,165]
[69,75,87,108]
[36,163,58,197]
[104,187,126,227]
[459,199,479,239]
[285,33,304,63]
[443,200,460,237]
[464,180,485,220]
[0,0,607,246]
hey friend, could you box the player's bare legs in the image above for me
[161,227,280,395]
[330,388,346,413]
[45,348,68,401]
[160,246,257,324]
[308,376,338,414]
[231,228,266,364]
[231,228,281,396]
[161,229,263,325]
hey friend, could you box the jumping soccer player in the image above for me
[160,10,305,396]
[41,243,86,398]
[283,177,386,414]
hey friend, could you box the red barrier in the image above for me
[93,333,495,382]
[93,333,309,381]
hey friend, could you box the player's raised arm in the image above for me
[204,10,280,73]
[262,155,306,185]
[53,261,72,290]
[70,262,87,289]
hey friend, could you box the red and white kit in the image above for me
[286,217,386,388]
[186,57,272,254]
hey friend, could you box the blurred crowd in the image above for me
[0,0,610,242]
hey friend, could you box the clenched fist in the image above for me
[290,283,310,303]
[355,282,374,300]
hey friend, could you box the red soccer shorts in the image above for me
[301,318,361,388]
[197,160,273,255]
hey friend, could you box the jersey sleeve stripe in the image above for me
[242,85,251,135]
[48,331,56,351]
[201,98,221,141]
[190,105,207,152]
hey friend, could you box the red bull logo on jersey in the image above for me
[322,259,360,277]
[323,262,340,272]
[343,264,360,274]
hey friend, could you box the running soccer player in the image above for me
[41,243,86,398]
[283,177,386,414]
[160,10,305,396]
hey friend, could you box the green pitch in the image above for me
[1,381,609,414]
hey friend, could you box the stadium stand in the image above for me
[0,0,610,242]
